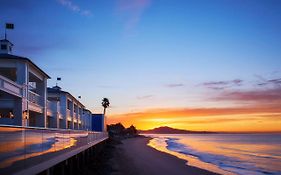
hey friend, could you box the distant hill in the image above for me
[140,126,215,134]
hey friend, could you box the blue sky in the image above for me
[1,0,281,118]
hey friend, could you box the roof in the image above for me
[0,53,50,78]
[0,39,14,46]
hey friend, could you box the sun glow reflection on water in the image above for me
[147,134,235,175]
[145,134,281,175]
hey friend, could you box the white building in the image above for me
[0,39,50,127]
[0,39,93,130]
[47,86,92,130]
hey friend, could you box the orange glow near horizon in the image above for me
[108,106,281,132]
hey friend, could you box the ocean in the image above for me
[145,133,281,175]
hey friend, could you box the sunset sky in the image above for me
[1,0,281,132]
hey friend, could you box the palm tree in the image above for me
[102,98,110,115]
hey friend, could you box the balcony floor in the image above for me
[0,126,108,175]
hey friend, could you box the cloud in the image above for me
[110,76,281,132]
[268,78,281,85]
[256,77,281,87]
[108,106,281,131]
[116,0,151,31]
[57,0,92,16]
[202,79,243,90]
[170,113,281,124]
[207,77,281,103]
[96,85,116,89]
[111,106,281,120]
[165,83,185,88]
[213,87,281,103]
[137,95,153,100]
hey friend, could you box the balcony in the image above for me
[0,125,108,175]
[28,90,41,104]
[0,74,22,97]
[28,90,43,113]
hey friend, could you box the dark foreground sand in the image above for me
[110,136,219,175]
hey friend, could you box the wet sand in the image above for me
[110,136,219,175]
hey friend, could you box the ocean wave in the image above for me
[164,137,279,175]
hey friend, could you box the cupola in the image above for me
[0,39,13,54]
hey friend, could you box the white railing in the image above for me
[28,91,44,113]
[0,74,22,97]
[28,90,41,105]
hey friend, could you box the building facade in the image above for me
[0,39,49,127]
[47,86,92,130]
[0,39,93,130]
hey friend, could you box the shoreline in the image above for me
[146,135,236,175]
[110,136,220,175]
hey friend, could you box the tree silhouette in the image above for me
[101,98,110,115]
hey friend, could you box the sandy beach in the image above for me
[110,136,219,175]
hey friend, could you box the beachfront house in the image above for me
[0,36,108,175]
[47,86,92,130]
[0,38,93,130]
[0,39,50,127]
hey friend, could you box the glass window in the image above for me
[67,100,72,110]
[74,104,77,113]
[1,44,7,50]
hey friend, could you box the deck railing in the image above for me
[28,90,41,105]
[0,125,108,175]
[0,74,22,97]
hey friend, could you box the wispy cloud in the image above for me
[137,95,153,100]
[96,85,116,89]
[256,77,281,87]
[57,0,92,16]
[165,83,185,88]
[207,76,281,103]
[213,87,281,103]
[112,106,281,119]
[201,79,243,90]
[116,0,151,32]
[110,76,281,132]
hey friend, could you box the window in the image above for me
[1,44,7,50]
[74,104,78,113]
[67,100,72,110]
[67,121,71,129]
